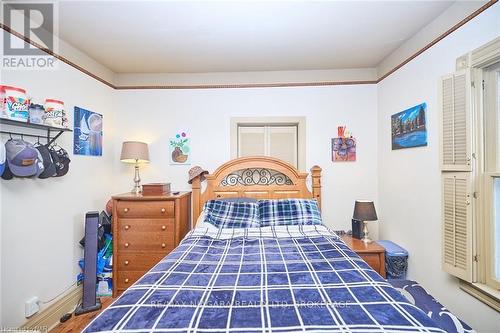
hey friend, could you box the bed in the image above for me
[83,157,444,333]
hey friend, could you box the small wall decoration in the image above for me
[391,103,427,150]
[74,106,103,156]
[169,132,190,165]
[332,126,356,162]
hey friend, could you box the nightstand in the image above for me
[341,235,386,278]
[112,191,191,296]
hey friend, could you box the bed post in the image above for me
[191,176,201,223]
[311,165,322,209]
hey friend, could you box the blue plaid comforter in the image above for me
[84,225,444,333]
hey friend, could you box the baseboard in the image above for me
[21,285,82,332]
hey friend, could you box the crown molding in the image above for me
[1,0,497,89]
[377,0,498,82]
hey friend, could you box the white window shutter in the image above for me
[440,70,472,171]
[238,126,266,157]
[442,172,473,282]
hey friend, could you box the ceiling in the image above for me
[57,1,455,74]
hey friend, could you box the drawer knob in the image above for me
[124,278,129,283]
[161,225,166,231]
[124,225,130,230]
[125,242,130,248]
[124,260,129,265]
[161,208,166,213]
[124,208,129,213]
[161,243,166,248]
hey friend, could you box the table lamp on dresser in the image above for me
[120,141,150,195]
[352,200,378,243]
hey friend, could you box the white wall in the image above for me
[377,3,500,333]
[112,85,379,233]
[0,51,116,326]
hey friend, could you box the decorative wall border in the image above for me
[0,0,497,90]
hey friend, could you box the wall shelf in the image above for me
[0,117,72,145]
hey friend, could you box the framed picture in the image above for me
[73,107,103,156]
[332,126,356,162]
[391,103,427,150]
[169,132,190,165]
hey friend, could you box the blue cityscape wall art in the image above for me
[391,103,427,150]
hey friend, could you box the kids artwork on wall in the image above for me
[169,132,190,165]
[391,102,427,150]
[332,126,356,162]
[73,106,103,156]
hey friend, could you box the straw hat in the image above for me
[188,166,208,184]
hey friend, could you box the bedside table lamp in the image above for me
[120,141,150,195]
[353,200,378,244]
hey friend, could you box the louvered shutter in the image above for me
[440,70,472,171]
[442,173,473,281]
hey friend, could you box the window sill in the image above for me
[459,280,500,312]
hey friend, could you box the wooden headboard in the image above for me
[190,156,322,221]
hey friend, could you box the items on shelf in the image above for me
[1,85,30,122]
[28,104,45,125]
[44,99,68,128]
[1,85,69,129]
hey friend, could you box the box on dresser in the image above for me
[111,191,191,297]
[142,183,171,196]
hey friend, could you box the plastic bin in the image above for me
[378,240,408,279]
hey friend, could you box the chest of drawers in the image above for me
[112,192,191,296]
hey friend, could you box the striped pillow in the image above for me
[203,200,259,228]
[258,199,322,227]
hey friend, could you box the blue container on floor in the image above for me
[378,240,408,279]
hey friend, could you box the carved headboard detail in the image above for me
[190,156,322,223]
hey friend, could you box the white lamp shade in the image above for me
[120,141,150,163]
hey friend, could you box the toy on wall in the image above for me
[169,132,190,165]
[332,126,356,162]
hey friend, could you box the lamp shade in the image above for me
[120,141,150,163]
[353,200,378,221]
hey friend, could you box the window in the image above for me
[230,117,305,170]
[483,62,500,290]
[440,37,500,308]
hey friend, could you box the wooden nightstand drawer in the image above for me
[341,235,386,278]
[116,200,174,218]
[116,271,144,290]
[118,218,175,233]
[118,234,174,252]
[359,253,382,273]
[117,252,165,271]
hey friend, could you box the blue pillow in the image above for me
[203,200,259,228]
[258,199,322,227]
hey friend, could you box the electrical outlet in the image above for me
[25,297,40,317]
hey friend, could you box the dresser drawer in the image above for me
[116,271,145,290]
[117,252,165,271]
[117,218,175,252]
[359,253,382,273]
[116,200,174,218]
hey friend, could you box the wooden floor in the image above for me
[49,297,114,333]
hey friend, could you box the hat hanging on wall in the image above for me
[0,142,5,177]
[36,144,57,179]
[5,139,43,177]
[188,166,208,184]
